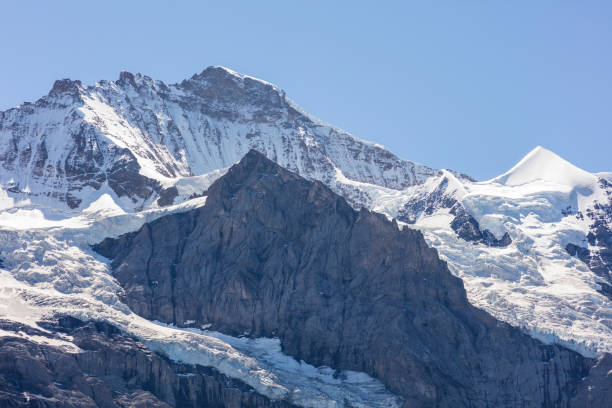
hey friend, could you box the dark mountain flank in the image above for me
[95,150,598,407]
[0,317,295,408]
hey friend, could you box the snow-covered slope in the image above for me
[0,66,443,214]
[1,66,612,404]
[384,146,612,355]
[0,193,400,408]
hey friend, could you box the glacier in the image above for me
[1,66,612,404]
[0,197,401,408]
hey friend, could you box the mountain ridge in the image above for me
[0,66,451,213]
[93,149,595,407]
[491,145,597,187]
[1,66,611,358]
[1,66,612,406]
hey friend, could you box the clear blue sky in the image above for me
[1,1,611,180]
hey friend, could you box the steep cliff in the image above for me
[0,317,295,408]
[4,66,612,358]
[95,150,593,407]
[0,67,439,211]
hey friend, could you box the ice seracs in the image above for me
[1,65,612,402]
[382,146,612,355]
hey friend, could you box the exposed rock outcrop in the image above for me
[0,66,448,211]
[449,204,512,247]
[396,176,457,224]
[95,150,594,407]
[0,317,295,408]
[571,353,612,408]
[565,179,612,298]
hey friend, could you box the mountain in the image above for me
[391,146,612,355]
[93,150,594,407]
[1,67,612,406]
[491,145,597,187]
[0,66,448,213]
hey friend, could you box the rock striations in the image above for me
[3,66,612,407]
[0,66,440,211]
[95,150,595,407]
[0,317,295,408]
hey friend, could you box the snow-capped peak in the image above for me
[0,66,442,213]
[203,65,279,88]
[491,145,597,188]
[185,65,281,94]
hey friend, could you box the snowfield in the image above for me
[1,66,612,404]
[0,194,401,408]
[396,147,612,356]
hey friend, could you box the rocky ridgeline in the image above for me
[94,151,601,407]
[0,317,295,408]
[0,67,442,210]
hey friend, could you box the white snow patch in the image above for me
[492,146,597,188]
[0,192,400,407]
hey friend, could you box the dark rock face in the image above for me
[450,204,512,247]
[105,148,162,203]
[566,243,591,261]
[396,176,457,224]
[571,353,612,408]
[157,186,179,207]
[565,179,612,298]
[0,318,295,408]
[396,176,511,247]
[95,150,594,407]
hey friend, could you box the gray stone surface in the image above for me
[95,150,596,407]
[571,353,612,408]
[0,317,295,408]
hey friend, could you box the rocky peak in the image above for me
[209,148,304,194]
[49,78,83,96]
[94,150,593,407]
[181,66,285,109]
[117,70,138,86]
[116,70,157,89]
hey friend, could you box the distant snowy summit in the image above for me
[492,145,598,188]
[1,66,612,359]
[392,145,612,355]
[0,66,453,214]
